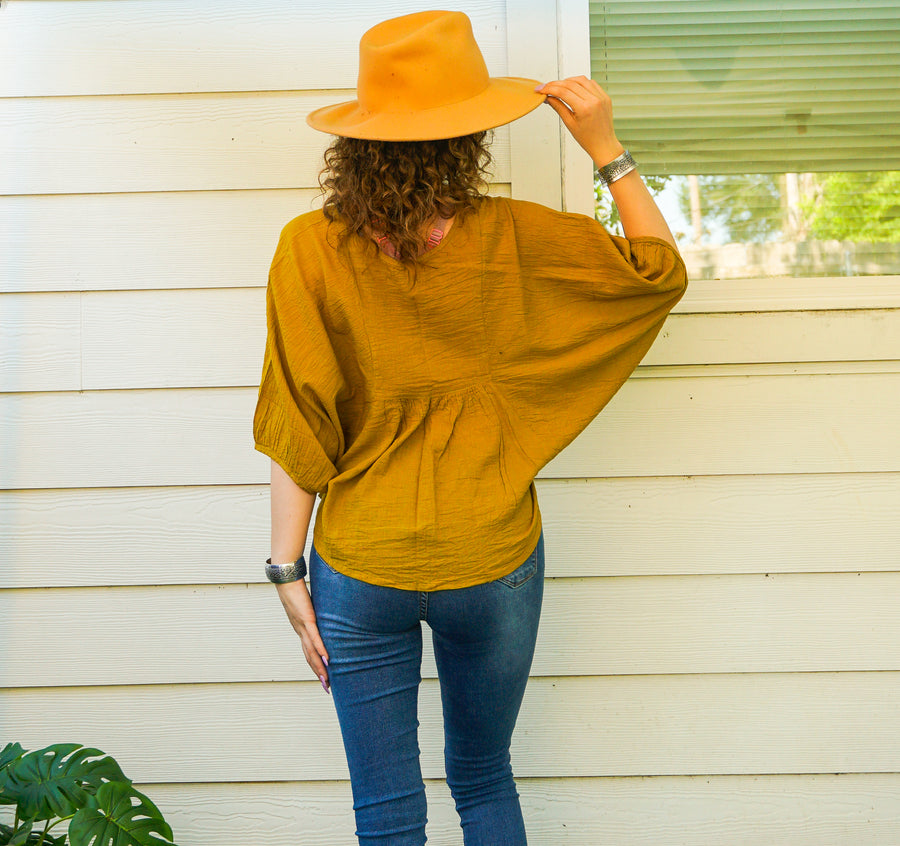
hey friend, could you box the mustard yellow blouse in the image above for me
[253,196,687,590]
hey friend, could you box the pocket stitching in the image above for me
[498,551,538,588]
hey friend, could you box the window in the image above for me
[590,0,900,279]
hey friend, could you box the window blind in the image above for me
[589,0,900,175]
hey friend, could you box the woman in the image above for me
[253,10,686,845]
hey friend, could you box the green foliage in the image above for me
[669,170,900,246]
[0,821,67,846]
[68,783,174,846]
[595,173,670,235]
[803,171,900,242]
[0,744,177,846]
[1,746,128,822]
[0,746,26,785]
[677,174,783,243]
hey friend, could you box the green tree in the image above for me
[677,174,782,244]
[595,173,670,235]
[803,171,900,242]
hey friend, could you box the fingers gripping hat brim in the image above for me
[307,76,546,141]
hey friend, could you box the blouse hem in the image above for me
[311,512,544,593]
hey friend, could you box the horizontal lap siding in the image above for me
[3,0,900,843]
[0,96,513,195]
[0,190,317,293]
[3,473,899,587]
[2,373,899,488]
[0,185,510,294]
[4,291,900,390]
[144,775,900,846]
[4,572,900,686]
[0,1,509,97]
[5,674,900,780]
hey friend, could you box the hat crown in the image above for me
[305,10,544,140]
[357,11,490,114]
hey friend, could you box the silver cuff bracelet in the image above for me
[597,150,637,186]
[265,555,308,584]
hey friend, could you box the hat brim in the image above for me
[306,77,547,141]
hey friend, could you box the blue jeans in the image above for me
[309,534,544,845]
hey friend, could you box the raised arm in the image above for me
[537,76,678,250]
[269,458,330,692]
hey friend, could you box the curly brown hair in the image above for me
[319,132,493,264]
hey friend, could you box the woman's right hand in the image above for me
[537,76,624,167]
[275,579,331,693]
[538,75,678,248]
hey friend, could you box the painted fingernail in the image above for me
[319,675,330,694]
[534,83,545,92]
[322,656,329,667]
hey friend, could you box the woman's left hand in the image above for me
[537,76,624,167]
[275,578,331,693]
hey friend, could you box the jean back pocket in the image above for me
[498,544,541,588]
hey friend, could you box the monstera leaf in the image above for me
[68,782,176,846]
[0,820,67,846]
[0,744,25,773]
[2,744,129,821]
[0,743,27,806]
[0,820,31,846]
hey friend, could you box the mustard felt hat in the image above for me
[306,10,546,141]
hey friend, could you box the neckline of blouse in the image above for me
[370,209,464,269]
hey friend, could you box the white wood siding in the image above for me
[2,1,899,844]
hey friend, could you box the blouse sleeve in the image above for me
[252,228,345,495]
[496,202,688,470]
